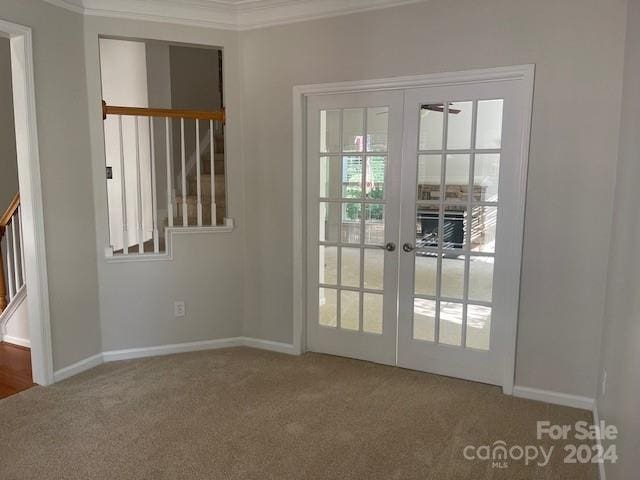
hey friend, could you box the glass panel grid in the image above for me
[413,99,501,349]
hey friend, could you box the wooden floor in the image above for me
[0,342,34,399]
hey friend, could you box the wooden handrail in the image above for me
[0,193,20,230]
[102,100,225,122]
[0,192,19,312]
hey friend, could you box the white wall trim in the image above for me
[292,65,535,388]
[1,334,31,348]
[513,385,595,410]
[53,336,298,381]
[104,218,235,263]
[42,0,427,31]
[53,353,104,382]
[0,19,55,386]
[0,284,27,327]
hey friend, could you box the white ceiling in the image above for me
[43,0,426,30]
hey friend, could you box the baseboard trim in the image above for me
[51,337,299,383]
[102,337,243,362]
[239,336,299,355]
[513,385,595,410]
[592,402,607,480]
[53,353,104,382]
[1,334,31,348]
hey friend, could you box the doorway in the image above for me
[0,19,54,386]
[300,67,533,392]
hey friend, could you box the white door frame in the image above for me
[0,19,54,385]
[293,65,534,393]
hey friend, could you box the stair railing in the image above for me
[0,193,25,312]
[102,101,225,256]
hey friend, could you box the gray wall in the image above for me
[597,0,640,478]
[84,17,246,351]
[0,37,18,211]
[0,0,102,370]
[239,0,627,398]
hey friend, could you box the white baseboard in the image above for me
[513,385,595,410]
[592,402,607,480]
[52,336,300,383]
[239,336,299,355]
[0,334,31,348]
[102,337,243,362]
[53,353,104,382]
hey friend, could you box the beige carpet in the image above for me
[0,348,596,479]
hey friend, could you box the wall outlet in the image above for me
[601,368,607,396]
[174,301,185,318]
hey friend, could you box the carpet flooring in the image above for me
[0,347,597,479]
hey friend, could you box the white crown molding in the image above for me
[42,0,427,30]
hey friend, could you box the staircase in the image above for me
[172,132,226,227]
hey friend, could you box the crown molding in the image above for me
[42,0,427,30]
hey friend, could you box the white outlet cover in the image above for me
[174,301,185,317]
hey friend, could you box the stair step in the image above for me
[188,174,225,196]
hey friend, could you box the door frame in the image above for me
[293,65,534,393]
[0,19,54,385]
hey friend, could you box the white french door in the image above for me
[306,91,404,366]
[305,71,530,388]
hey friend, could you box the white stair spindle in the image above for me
[210,120,217,226]
[196,119,202,226]
[118,116,129,254]
[134,116,144,253]
[18,206,26,286]
[181,118,188,226]
[11,217,20,290]
[149,117,159,253]
[166,117,173,228]
[6,222,15,300]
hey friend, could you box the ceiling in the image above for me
[43,0,427,30]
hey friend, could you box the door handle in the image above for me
[379,242,396,252]
[402,243,415,253]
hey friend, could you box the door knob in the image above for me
[382,242,396,252]
[402,243,415,253]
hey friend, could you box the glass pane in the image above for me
[319,202,340,242]
[469,256,494,302]
[416,206,439,248]
[476,99,503,149]
[445,154,470,201]
[320,156,341,199]
[341,290,360,330]
[413,298,436,341]
[364,248,384,290]
[414,254,437,296]
[319,245,337,285]
[441,256,465,299]
[342,156,362,198]
[366,156,386,199]
[441,206,467,250]
[320,110,340,153]
[471,206,497,253]
[341,203,362,243]
[341,247,361,288]
[419,104,444,150]
[367,107,388,152]
[447,101,473,150]
[439,302,463,346]
[474,154,500,202]
[363,293,383,334]
[365,204,385,246]
[343,108,364,152]
[466,305,491,350]
[319,288,337,327]
[417,155,441,201]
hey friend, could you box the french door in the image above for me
[306,75,529,388]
